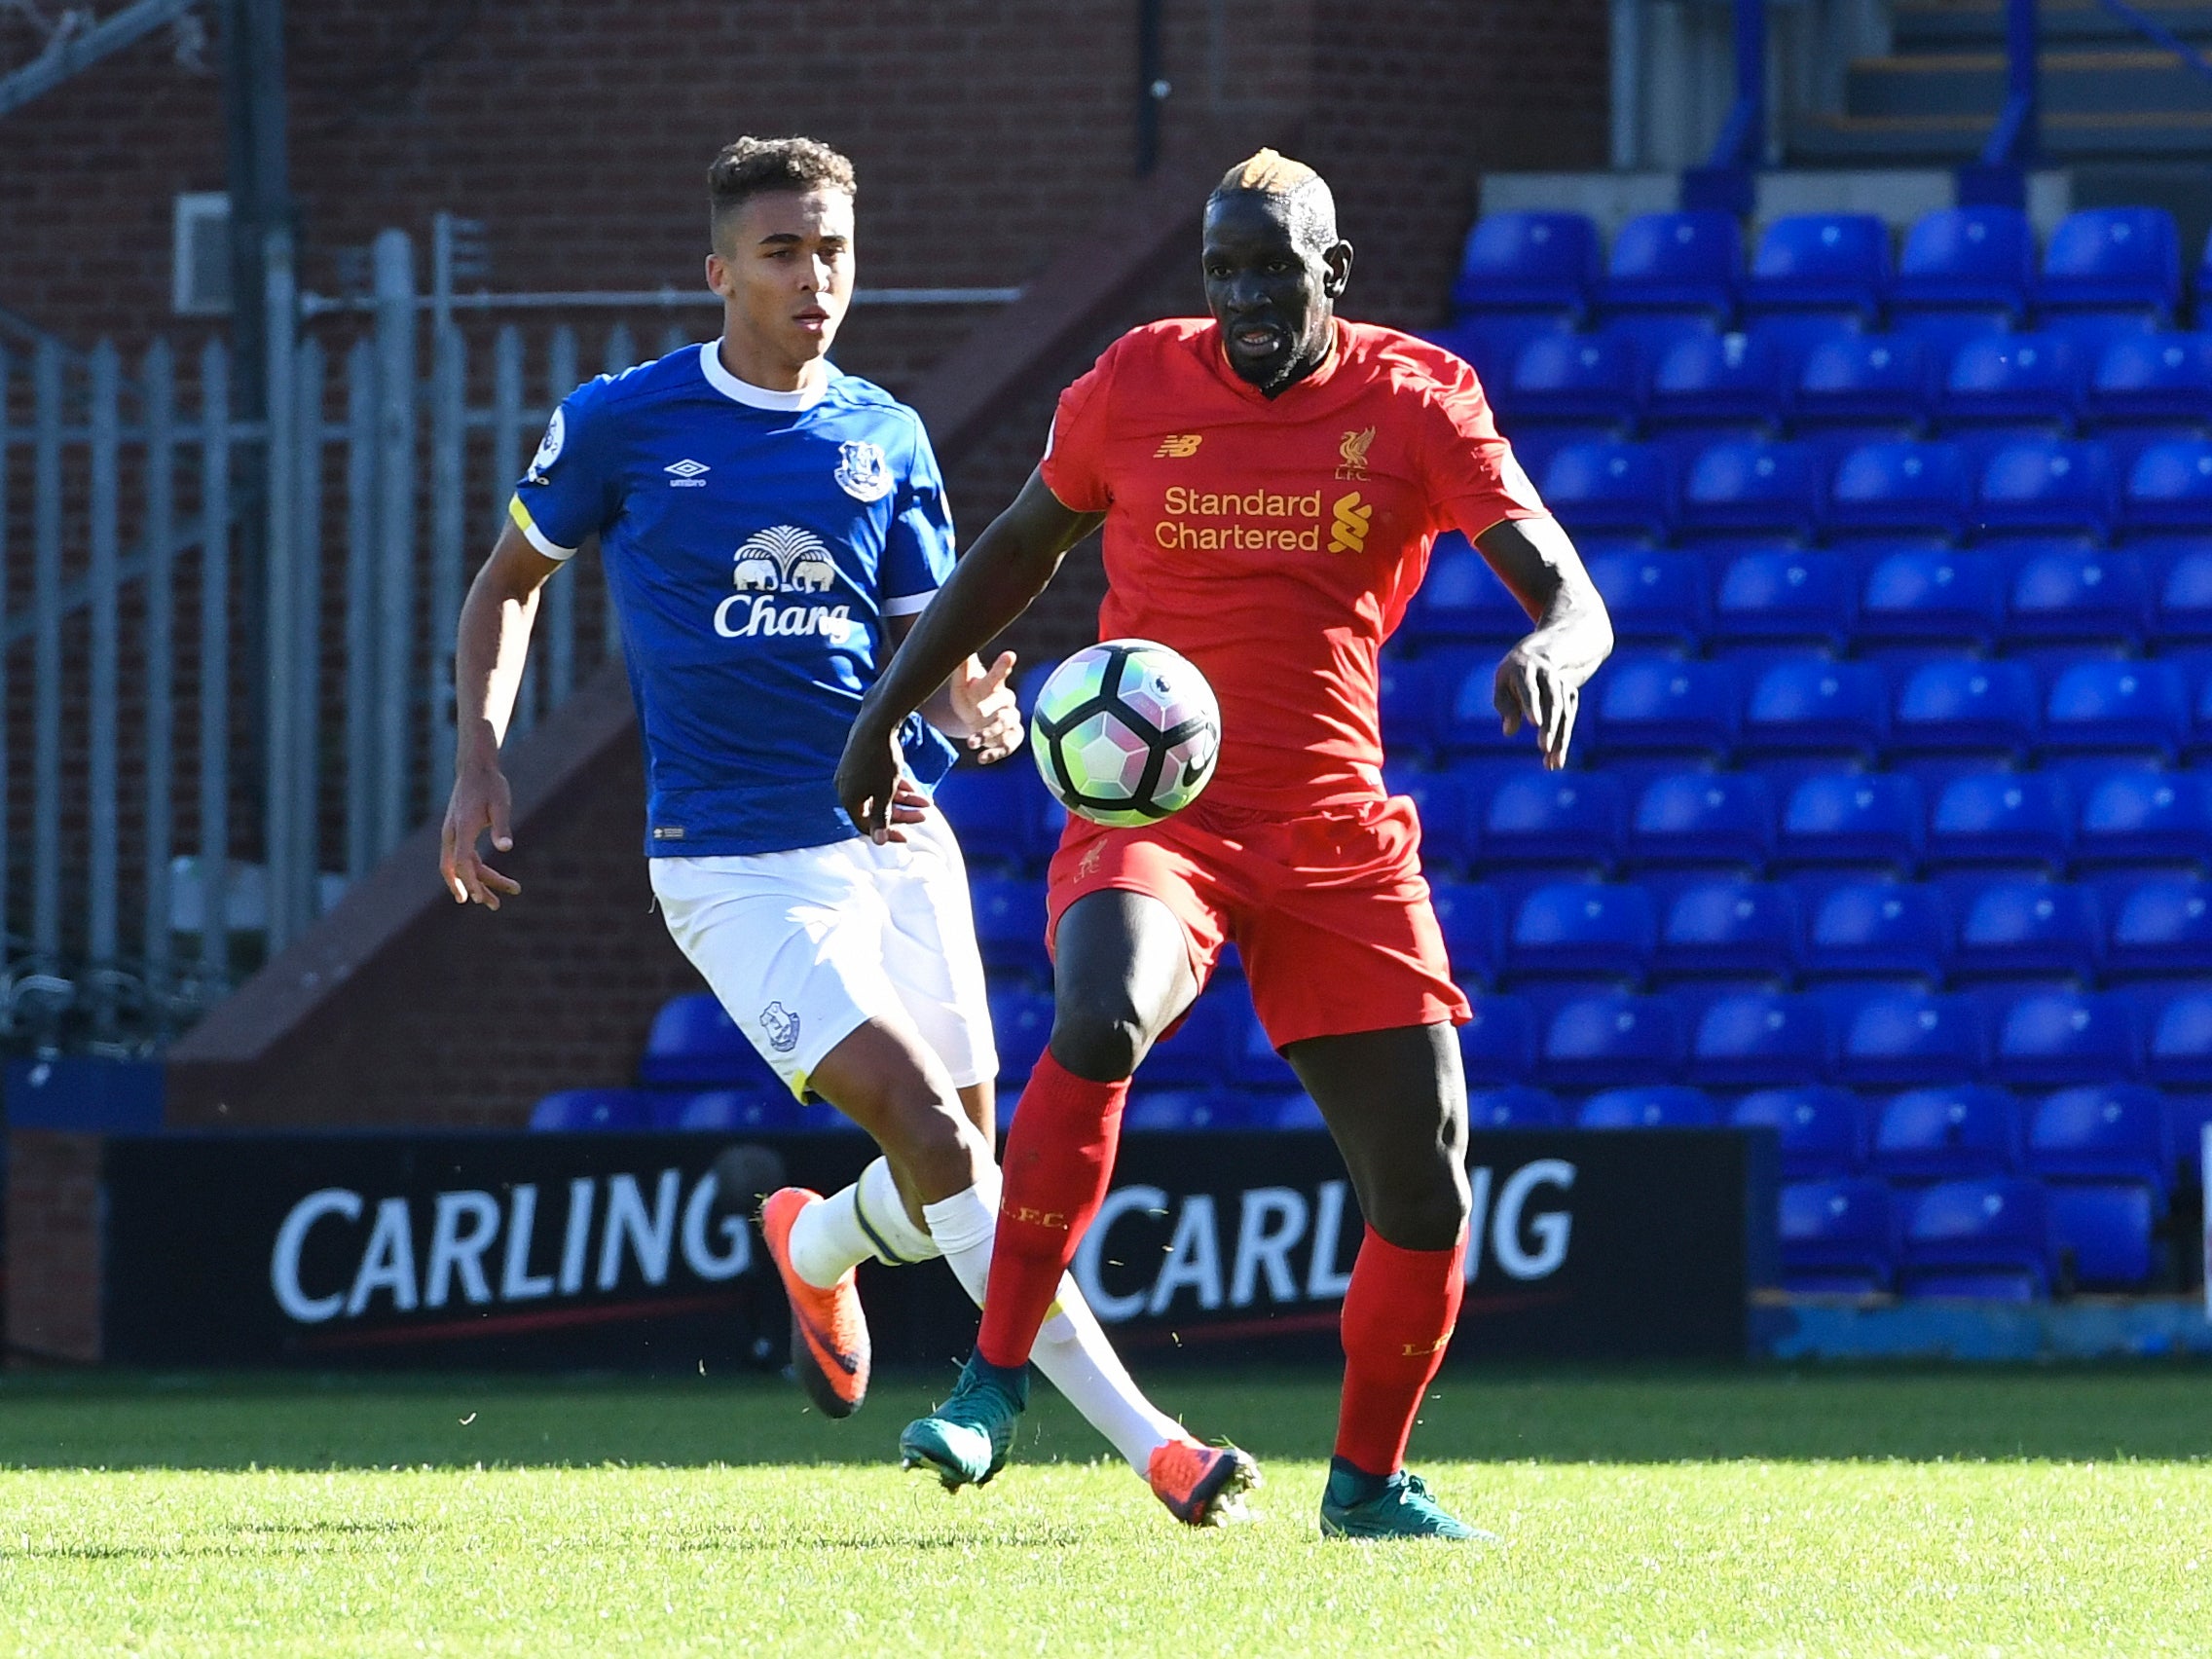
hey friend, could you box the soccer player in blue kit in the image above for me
[438,136,1254,1526]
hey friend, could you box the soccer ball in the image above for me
[1030,640,1221,828]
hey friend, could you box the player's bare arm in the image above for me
[1475,513,1614,772]
[888,611,1024,764]
[439,517,565,908]
[839,474,1103,837]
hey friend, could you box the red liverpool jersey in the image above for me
[1039,316,1546,814]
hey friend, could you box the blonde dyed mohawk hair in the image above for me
[1209,148,1339,250]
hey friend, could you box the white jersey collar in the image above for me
[697,341,837,411]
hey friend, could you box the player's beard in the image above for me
[1245,319,1331,398]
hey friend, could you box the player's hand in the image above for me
[881,775,933,843]
[943,649,1022,763]
[1493,633,1591,772]
[836,715,907,844]
[439,760,522,908]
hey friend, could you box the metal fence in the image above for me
[0,231,666,1056]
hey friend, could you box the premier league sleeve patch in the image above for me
[833,440,894,502]
[525,407,566,484]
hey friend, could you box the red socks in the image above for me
[1334,1225,1466,1478]
[976,1051,1128,1369]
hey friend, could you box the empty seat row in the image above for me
[1441,874,2212,987]
[1391,656,2212,768]
[1537,436,2212,543]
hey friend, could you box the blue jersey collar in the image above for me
[697,341,840,411]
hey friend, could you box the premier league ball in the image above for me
[1030,640,1221,828]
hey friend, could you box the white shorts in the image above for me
[649,809,997,1101]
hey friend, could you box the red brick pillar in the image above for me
[6,1131,103,1363]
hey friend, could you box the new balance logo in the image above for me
[665,459,711,487]
[1328,490,1372,554]
[1154,433,1203,459]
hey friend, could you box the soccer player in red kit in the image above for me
[837,151,1613,1538]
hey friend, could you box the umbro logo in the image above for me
[665,458,711,487]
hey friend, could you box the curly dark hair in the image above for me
[709,136,856,244]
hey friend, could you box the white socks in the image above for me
[922,1172,1179,1477]
[787,1158,940,1290]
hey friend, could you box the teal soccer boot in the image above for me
[899,1353,1028,1492]
[1319,1460,1494,1541]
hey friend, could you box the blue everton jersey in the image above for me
[509,343,958,858]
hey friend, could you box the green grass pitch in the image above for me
[3,1365,2210,1656]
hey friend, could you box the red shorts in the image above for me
[1044,793,1471,1051]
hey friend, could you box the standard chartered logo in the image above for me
[713,525,854,642]
[1150,484,1376,556]
[1328,491,1373,554]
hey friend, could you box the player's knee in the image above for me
[1047,1002,1149,1083]
[1370,1159,1471,1253]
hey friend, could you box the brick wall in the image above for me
[5,1132,103,1362]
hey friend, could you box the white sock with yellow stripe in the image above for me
[921,1169,1178,1477]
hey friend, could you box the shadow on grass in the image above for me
[0,1363,2208,1471]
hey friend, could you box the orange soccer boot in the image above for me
[1146,1435,1261,1527]
[759,1187,870,1419]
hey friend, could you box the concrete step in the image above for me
[1848,50,2212,119]
[1897,0,2212,51]
[1789,107,2212,164]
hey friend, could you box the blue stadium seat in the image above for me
[1744,661,1890,762]
[1261,1093,1327,1131]
[1644,331,1788,441]
[664,1089,805,1132]
[2073,768,2212,869]
[1536,992,1687,1088]
[1595,312,1725,372]
[1890,206,2036,326]
[1733,1086,1863,1179]
[1601,209,1741,316]
[1468,1085,1567,1128]
[1949,878,2103,981]
[1576,1085,1717,1129]
[1991,989,2140,1087]
[1835,993,1986,1088]
[2037,206,2181,322]
[1889,659,2039,759]
[2028,1083,2171,1193]
[1589,654,1740,760]
[1925,772,2073,870]
[1228,1005,1297,1091]
[1677,440,1822,540]
[1124,1089,1249,1131]
[2046,1183,2157,1288]
[1870,1083,2021,1179]
[2121,438,2212,534]
[638,994,782,1089]
[1791,333,1935,440]
[1974,440,2118,539]
[970,875,1051,979]
[1452,211,1602,315]
[2041,660,2188,759]
[1689,991,1831,1087]
[1654,880,1799,981]
[990,987,1054,1088]
[1476,770,1626,870]
[1540,442,1675,542]
[1899,1177,2052,1299]
[1405,535,1530,645]
[1742,213,1891,324]
[1502,331,1641,425]
[2146,989,2212,1085]
[1775,772,1923,869]
[2105,878,2212,977]
[1936,334,2083,437]
[2082,332,2212,432]
[1423,314,1575,387]
[1801,882,1950,981]
[935,761,1048,869]
[1856,549,2006,648]
[2156,549,2212,643]
[1145,992,1243,1086]
[1459,995,1537,1084]
[2004,549,2151,644]
[1628,771,1776,869]
[530,1088,657,1132]
[1430,878,1504,986]
[1712,550,1855,648]
[1586,550,1708,648]
[1506,881,1656,980]
[1825,441,1973,542]
[1780,1177,1897,1292]
[1380,656,1445,757]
